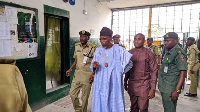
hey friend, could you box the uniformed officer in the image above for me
[158,32,187,112]
[113,34,126,48]
[184,37,199,97]
[0,58,32,112]
[66,30,96,112]
[146,38,161,65]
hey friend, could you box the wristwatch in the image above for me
[176,89,181,93]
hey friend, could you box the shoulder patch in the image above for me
[175,48,182,53]
[89,42,96,47]
[152,45,156,48]
[179,55,185,62]
[75,42,81,46]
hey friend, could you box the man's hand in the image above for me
[158,63,161,69]
[190,70,195,74]
[66,69,72,77]
[148,89,155,99]
[170,90,179,101]
[89,74,94,84]
[93,61,99,68]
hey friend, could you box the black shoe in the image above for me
[184,93,197,97]
[184,93,190,95]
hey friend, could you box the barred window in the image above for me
[112,2,200,50]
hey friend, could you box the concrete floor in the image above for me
[35,85,200,112]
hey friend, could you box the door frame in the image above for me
[44,7,70,88]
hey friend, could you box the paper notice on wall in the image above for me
[0,22,10,39]
[28,43,38,58]
[10,24,17,29]
[0,40,11,57]
[15,43,23,52]
[0,41,3,54]
[0,5,7,22]
[5,6,18,24]
[0,15,7,22]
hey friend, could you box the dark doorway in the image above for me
[44,15,70,90]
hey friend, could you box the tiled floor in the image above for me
[35,85,200,112]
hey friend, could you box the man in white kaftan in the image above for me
[90,27,133,112]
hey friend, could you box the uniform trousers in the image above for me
[161,92,177,112]
[188,68,198,94]
[70,81,91,112]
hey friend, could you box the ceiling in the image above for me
[97,0,193,9]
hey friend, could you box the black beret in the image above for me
[187,37,195,41]
[79,30,91,36]
[100,27,113,37]
[163,32,178,39]
[113,34,121,38]
[147,38,153,41]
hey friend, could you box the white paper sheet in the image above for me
[15,43,23,52]
[0,40,11,57]
[0,15,7,22]
[5,6,18,24]
[0,41,3,53]
[0,22,10,40]
[0,6,7,22]
[10,24,17,29]
[28,43,38,58]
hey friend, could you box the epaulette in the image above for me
[153,45,159,48]
[175,48,182,54]
[89,42,96,47]
[175,48,187,58]
[75,42,81,46]
[151,45,156,49]
[119,44,125,48]
[190,45,199,51]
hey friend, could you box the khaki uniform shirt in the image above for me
[158,44,187,94]
[146,44,161,56]
[0,59,32,112]
[187,44,200,70]
[73,42,96,83]
[119,44,126,49]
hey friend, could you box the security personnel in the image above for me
[146,38,161,64]
[0,58,32,112]
[113,34,126,48]
[184,37,199,97]
[66,30,96,112]
[158,32,187,112]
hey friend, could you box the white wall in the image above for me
[1,0,112,38]
[1,0,195,38]
[101,0,193,8]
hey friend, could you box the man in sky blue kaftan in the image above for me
[90,27,133,112]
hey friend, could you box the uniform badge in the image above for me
[180,55,185,62]
[85,49,89,52]
[83,52,88,56]
[164,65,168,73]
[83,56,88,64]
[105,63,108,67]
[165,58,169,63]
[82,30,85,34]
